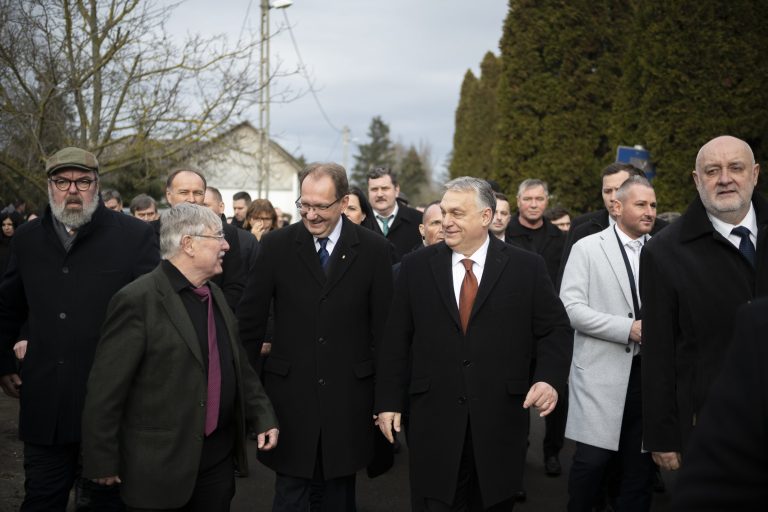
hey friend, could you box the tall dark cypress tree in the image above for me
[493,0,630,213]
[611,0,768,212]
[351,116,396,188]
[450,52,501,179]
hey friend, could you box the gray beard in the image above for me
[49,189,99,228]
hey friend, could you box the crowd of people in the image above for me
[0,134,765,511]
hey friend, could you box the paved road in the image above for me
[0,398,676,511]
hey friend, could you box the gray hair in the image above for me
[615,175,653,203]
[160,203,223,260]
[517,179,549,198]
[444,176,496,216]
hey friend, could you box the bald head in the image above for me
[692,135,759,225]
[695,135,755,172]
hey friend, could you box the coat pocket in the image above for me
[409,377,430,395]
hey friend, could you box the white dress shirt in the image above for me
[451,235,490,307]
[707,203,757,250]
[313,216,343,257]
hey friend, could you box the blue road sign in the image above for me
[616,145,656,180]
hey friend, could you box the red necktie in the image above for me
[191,285,220,436]
[459,259,478,334]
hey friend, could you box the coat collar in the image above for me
[597,226,635,311]
[153,265,205,369]
[678,191,768,244]
[430,236,510,332]
[294,216,359,291]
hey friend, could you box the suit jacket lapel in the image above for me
[295,224,327,286]
[431,244,460,329]
[472,237,508,319]
[155,267,205,370]
[324,218,358,293]
[599,229,634,311]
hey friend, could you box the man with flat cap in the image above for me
[0,147,159,510]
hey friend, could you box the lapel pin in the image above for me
[342,254,346,259]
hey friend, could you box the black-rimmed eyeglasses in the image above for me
[49,177,98,191]
[295,197,341,214]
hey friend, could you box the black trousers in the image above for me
[126,454,235,512]
[567,357,654,512]
[273,439,356,512]
[21,442,123,512]
[543,383,568,457]
[422,422,515,512]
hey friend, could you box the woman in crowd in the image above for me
[245,198,278,241]
[0,211,19,276]
[345,186,375,229]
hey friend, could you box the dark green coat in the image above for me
[81,264,277,509]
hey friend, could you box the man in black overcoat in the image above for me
[238,162,394,511]
[376,177,572,511]
[367,167,423,261]
[0,147,159,510]
[640,135,768,473]
[672,297,768,510]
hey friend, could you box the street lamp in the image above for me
[259,0,292,198]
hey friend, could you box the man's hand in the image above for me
[629,321,642,343]
[374,412,401,444]
[523,382,558,417]
[13,339,28,360]
[0,373,21,398]
[93,475,121,486]
[652,451,681,471]
[257,428,279,451]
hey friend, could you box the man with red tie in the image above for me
[376,177,572,511]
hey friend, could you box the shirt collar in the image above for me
[614,224,649,246]
[707,202,757,239]
[451,234,490,268]
[377,201,399,221]
[315,214,343,245]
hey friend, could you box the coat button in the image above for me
[628,313,633,318]
[462,360,471,367]
[59,312,66,319]
[62,267,69,274]
[199,401,205,407]
[318,337,326,344]
[318,378,326,386]
[625,346,631,353]
[457,396,467,404]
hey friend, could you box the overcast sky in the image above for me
[167,1,508,179]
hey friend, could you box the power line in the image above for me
[281,10,343,135]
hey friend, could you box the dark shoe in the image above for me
[512,490,527,502]
[544,454,562,476]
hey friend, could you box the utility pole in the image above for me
[342,125,350,171]
[258,0,270,198]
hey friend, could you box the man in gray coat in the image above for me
[560,176,657,511]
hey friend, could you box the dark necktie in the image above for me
[317,237,330,269]
[377,215,391,236]
[731,226,756,267]
[191,285,220,436]
[459,259,478,334]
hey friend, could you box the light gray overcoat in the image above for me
[560,225,641,451]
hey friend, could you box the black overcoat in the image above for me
[0,204,159,444]
[375,236,572,507]
[369,204,422,262]
[237,217,394,479]
[640,192,768,453]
